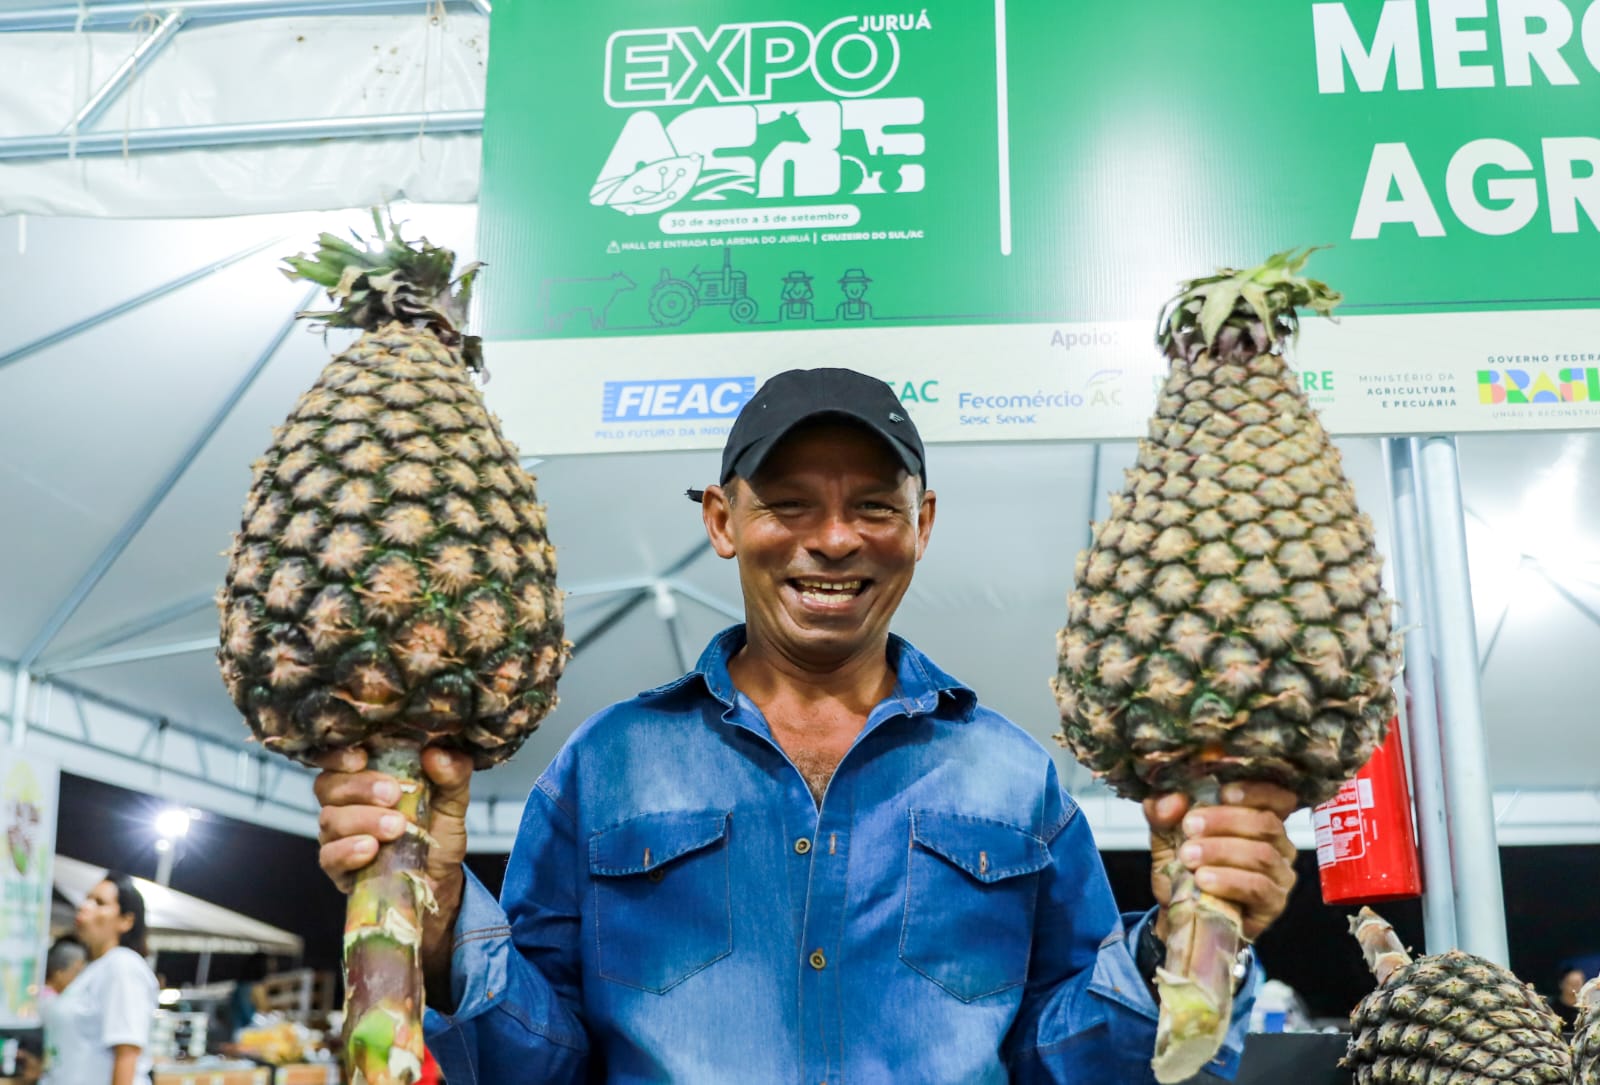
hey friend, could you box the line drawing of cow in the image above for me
[723,109,810,169]
[722,109,812,197]
[540,272,637,332]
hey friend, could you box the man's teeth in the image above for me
[796,579,862,599]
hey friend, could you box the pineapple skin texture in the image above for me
[1346,951,1570,1084]
[1573,977,1600,1085]
[217,322,566,769]
[1052,346,1397,806]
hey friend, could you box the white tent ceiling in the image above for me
[2,206,1598,850]
[0,2,484,217]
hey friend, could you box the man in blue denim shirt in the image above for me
[315,369,1300,1083]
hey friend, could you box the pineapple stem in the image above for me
[1150,810,1245,1084]
[1581,975,1600,1014]
[1347,906,1412,987]
[344,741,433,1085]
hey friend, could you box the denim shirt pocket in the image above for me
[899,810,1051,1002]
[589,808,734,994]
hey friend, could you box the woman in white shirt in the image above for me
[42,872,159,1085]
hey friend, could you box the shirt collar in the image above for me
[638,624,976,721]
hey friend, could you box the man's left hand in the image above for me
[1144,782,1299,943]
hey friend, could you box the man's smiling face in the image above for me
[704,421,935,669]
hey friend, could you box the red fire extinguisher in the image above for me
[1315,717,1423,905]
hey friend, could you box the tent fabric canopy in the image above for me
[53,854,304,957]
[0,4,485,218]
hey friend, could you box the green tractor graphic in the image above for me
[839,128,913,194]
[648,247,760,327]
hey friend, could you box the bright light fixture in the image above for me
[154,807,191,841]
[159,988,181,1006]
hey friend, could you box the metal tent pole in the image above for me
[38,637,220,677]
[667,579,744,622]
[0,0,480,31]
[567,542,711,658]
[0,237,283,371]
[39,592,218,670]
[1084,442,1103,543]
[7,667,31,747]
[1413,436,1508,965]
[1385,437,1457,953]
[0,111,484,162]
[654,583,693,674]
[62,9,188,135]
[10,287,319,676]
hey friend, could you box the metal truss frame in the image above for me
[2,0,489,32]
[2,545,743,851]
[2,225,746,850]
[0,0,487,163]
[1462,507,1600,677]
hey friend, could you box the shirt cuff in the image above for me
[1089,909,1259,1080]
[423,866,513,1035]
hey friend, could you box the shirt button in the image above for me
[809,949,827,970]
[794,837,812,854]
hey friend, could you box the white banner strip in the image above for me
[483,309,1600,457]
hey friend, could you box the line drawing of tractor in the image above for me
[839,128,914,194]
[648,246,760,326]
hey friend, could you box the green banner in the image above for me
[0,751,56,1027]
[476,0,1600,452]
[480,0,1600,333]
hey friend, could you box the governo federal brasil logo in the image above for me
[1477,366,1600,405]
[592,16,928,217]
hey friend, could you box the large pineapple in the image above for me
[216,215,566,1085]
[1346,907,1569,1084]
[1051,250,1398,1081]
[1572,977,1600,1083]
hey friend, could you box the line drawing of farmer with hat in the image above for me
[779,271,816,322]
[835,268,874,322]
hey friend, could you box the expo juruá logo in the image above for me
[590,16,930,217]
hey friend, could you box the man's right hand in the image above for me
[314,745,474,985]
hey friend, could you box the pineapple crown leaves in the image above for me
[282,208,485,372]
[1156,246,1342,364]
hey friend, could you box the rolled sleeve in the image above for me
[1006,786,1260,1084]
[424,868,512,1023]
[423,867,589,1084]
[1084,909,1259,1080]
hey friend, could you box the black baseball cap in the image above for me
[687,368,925,502]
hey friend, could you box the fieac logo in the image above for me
[1476,367,1600,405]
[602,377,757,421]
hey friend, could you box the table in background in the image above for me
[1192,1032,1352,1085]
[154,1069,268,1085]
[154,1063,339,1085]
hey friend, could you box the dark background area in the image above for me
[54,773,346,986]
[55,773,1595,1017]
[1103,848,1589,1020]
